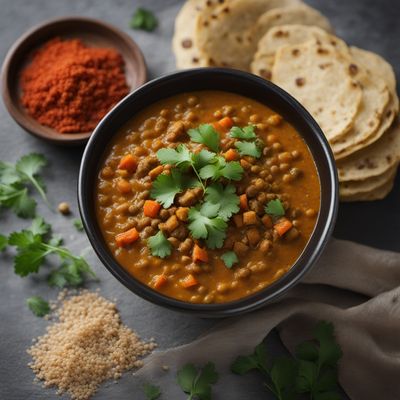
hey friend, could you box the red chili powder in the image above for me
[20,37,129,133]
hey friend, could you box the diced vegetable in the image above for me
[218,116,234,129]
[115,227,139,247]
[143,200,161,218]
[243,210,257,225]
[261,214,273,228]
[192,244,208,263]
[224,148,239,161]
[239,194,248,210]
[118,154,138,172]
[117,179,132,194]
[274,218,293,237]
[181,274,198,288]
[153,274,168,289]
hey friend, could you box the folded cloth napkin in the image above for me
[135,238,400,399]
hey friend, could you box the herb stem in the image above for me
[26,176,51,209]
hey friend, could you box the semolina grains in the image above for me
[27,291,157,400]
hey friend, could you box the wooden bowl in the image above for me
[1,16,147,146]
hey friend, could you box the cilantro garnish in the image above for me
[231,321,342,400]
[73,218,84,232]
[188,124,220,152]
[7,217,95,287]
[192,149,216,170]
[0,234,7,251]
[230,125,257,140]
[188,202,227,249]
[235,141,262,158]
[265,199,285,218]
[199,156,243,181]
[130,7,158,31]
[0,153,50,218]
[221,251,238,268]
[148,231,172,258]
[157,144,192,168]
[26,295,50,317]
[143,383,161,400]
[205,183,239,221]
[177,362,219,400]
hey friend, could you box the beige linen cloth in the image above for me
[136,239,400,399]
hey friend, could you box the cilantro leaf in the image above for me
[199,157,243,182]
[30,217,51,236]
[157,144,192,169]
[270,357,298,398]
[188,203,227,249]
[48,258,95,288]
[150,169,186,208]
[231,343,269,376]
[26,296,50,317]
[235,141,261,158]
[143,383,161,400]
[192,149,217,170]
[0,161,20,184]
[314,321,343,368]
[188,124,220,152]
[0,234,7,251]
[230,125,257,140]
[148,231,172,258]
[177,362,219,400]
[130,7,158,31]
[221,251,238,268]
[73,219,84,232]
[0,184,36,218]
[205,183,239,221]
[265,199,285,218]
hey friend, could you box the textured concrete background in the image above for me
[0,0,399,399]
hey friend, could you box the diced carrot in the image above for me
[153,274,168,289]
[181,274,198,288]
[115,227,139,247]
[118,154,138,173]
[212,122,223,132]
[192,244,208,263]
[240,194,248,210]
[219,116,234,129]
[149,165,164,180]
[274,218,293,237]
[143,200,161,218]
[224,148,239,161]
[117,179,132,194]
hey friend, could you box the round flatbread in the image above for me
[337,119,400,182]
[340,177,396,202]
[272,41,362,142]
[195,0,301,70]
[173,0,217,69]
[339,164,398,197]
[251,24,348,78]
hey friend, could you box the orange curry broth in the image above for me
[96,91,320,303]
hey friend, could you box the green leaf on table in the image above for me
[188,124,220,152]
[30,217,51,236]
[0,234,8,251]
[295,341,319,362]
[26,296,50,317]
[270,357,298,394]
[147,231,172,259]
[231,343,268,375]
[265,199,285,218]
[230,125,257,140]
[48,257,95,288]
[143,383,161,400]
[130,7,158,31]
[235,141,261,158]
[0,184,36,218]
[205,183,239,221]
[314,321,343,368]
[177,362,219,400]
[73,219,84,232]
[221,251,238,269]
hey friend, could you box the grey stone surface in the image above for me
[0,0,398,399]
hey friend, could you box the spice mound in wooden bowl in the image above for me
[20,37,129,134]
[27,291,157,400]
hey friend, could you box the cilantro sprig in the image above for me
[265,199,285,218]
[148,231,172,258]
[143,383,161,400]
[231,321,342,400]
[221,251,238,268]
[26,295,51,317]
[230,125,257,140]
[204,183,239,221]
[188,124,220,152]
[130,8,158,31]
[177,362,219,400]
[235,141,261,158]
[199,156,243,182]
[0,153,50,218]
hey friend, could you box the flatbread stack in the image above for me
[172,0,400,201]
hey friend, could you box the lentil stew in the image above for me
[96,91,320,303]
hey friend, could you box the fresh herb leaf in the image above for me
[26,296,50,317]
[199,156,243,182]
[177,362,219,400]
[231,343,269,376]
[0,184,36,218]
[73,219,84,232]
[143,383,161,400]
[157,145,192,169]
[150,169,186,208]
[221,251,238,268]
[192,149,217,170]
[205,183,239,221]
[188,202,227,249]
[0,234,7,252]
[130,7,158,31]
[265,199,285,218]
[235,141,261,158]
[188,124,220,152]
[48,258,95,288]
[270,357,298,400]
[230,125,257,140]
[148,231,172,258]
[313,321,343,368]
[30,216,51,236]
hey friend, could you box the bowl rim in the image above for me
[1,15,147,146]
[78,68,338,317]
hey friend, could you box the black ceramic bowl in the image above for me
[78,68,338,317]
